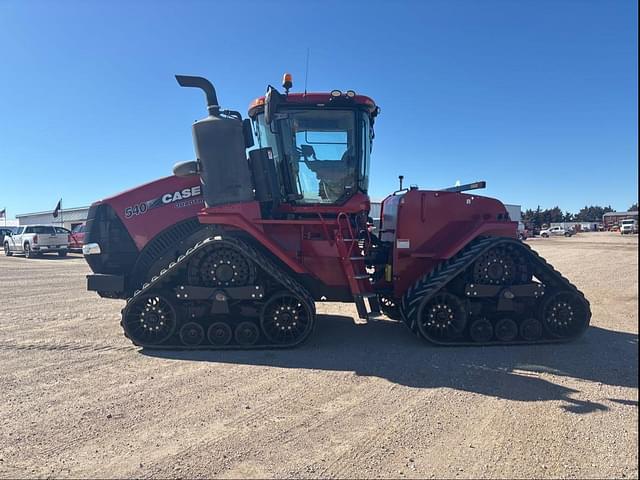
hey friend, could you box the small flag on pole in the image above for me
[52,199,62,218]
[0,208,5,219]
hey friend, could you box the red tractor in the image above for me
[83,74,590,348]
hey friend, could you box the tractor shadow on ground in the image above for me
[142,315,638,413]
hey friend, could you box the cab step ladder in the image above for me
[335,212,381,322]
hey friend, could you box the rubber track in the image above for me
[400,236,591,346]
[121,234,316,350]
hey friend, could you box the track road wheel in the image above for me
[180,322,205,346]
[520,317,543,341]
[469,318,493,343]
[123,294,177,346]
[260,291,314,346]
[207,322,232,346]
[379,295,402,320]
[494,318,518,342]
[540,291,589,339]
[416,292,467,342]
[235,321,260,346]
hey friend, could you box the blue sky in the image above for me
[0,0,637,219]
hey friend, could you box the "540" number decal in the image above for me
[124,202,148,218]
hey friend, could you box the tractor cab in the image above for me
[248,76,379,206]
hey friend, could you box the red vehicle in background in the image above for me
[68,224,86,252]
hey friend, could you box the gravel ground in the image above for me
[0,232,637,479]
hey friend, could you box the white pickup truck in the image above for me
[539,226,574,238]
[3,225,69,258]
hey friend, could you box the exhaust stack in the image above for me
[175,75,220,116]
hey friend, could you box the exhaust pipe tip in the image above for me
[175,75,220,116]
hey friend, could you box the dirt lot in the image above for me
[0,232,637,479]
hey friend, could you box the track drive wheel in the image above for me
[260,291,314,346]
[122,294,178,346]
[187,245,255,288]
[416,292,467,342]
[472,245,530,285]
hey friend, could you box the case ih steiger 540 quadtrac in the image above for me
[83,74,590,349]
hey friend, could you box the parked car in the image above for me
[68,223,87,251]
[3,225,69,258]
[620,219,638,235]
[540,226,573,238]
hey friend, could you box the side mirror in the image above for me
[264,85,283,125]
[173,160,200,177]
[242,118,254,148]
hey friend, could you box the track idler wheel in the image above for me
[180,322,205,346]
[539,291,589,339]
[122,294,177,346]
[260,291,314,345]
[416,292,467,342]
[234,322,260,346]
[469,318,493,343]
[207,322,232,346]
[519,317,543,341]
[494,318,518,342]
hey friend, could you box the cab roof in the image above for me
[248,92,377,117]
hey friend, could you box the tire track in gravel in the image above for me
[4,360,283,475]
[0,340,132,353]
[313,388,424,479]
[139,375,384,479]
[35,365,334,477]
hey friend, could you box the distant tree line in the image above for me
[522,205,616,227]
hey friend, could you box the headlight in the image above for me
[82,243,101,255]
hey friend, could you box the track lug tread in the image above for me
[400,237,591,346]
[121,231,315,350]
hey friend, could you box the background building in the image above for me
[550,222,600,232]
[16,206,90,231]
[603,211,638,228]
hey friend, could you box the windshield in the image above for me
[253,109,371,204]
